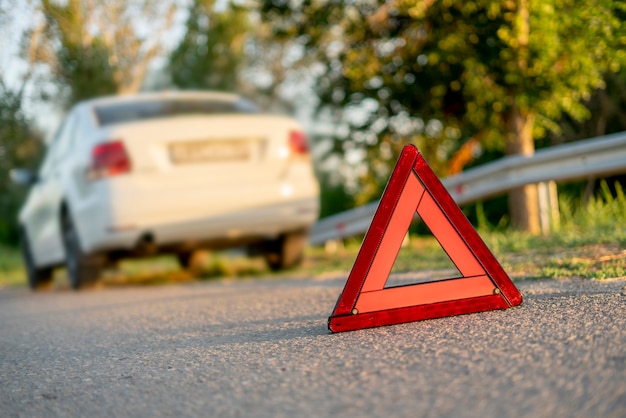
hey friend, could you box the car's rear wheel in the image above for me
[176,250,208,275]
[262,230,308,271]
[20,228,54,290]
[62,213,102,290]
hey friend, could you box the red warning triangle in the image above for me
[328,145,522,333]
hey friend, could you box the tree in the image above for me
[169,0,249,91]
[31,0,177,108]
[0,80,44,244]
[553,67,626,142]
[39,0,117,104]
[169,0,315,114]
[262,0,626,232]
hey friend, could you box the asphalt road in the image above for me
[1,274,625,418]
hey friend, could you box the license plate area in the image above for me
[169,139,251,164]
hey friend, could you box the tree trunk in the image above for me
[504,0,540,234]
[505,104,540,234]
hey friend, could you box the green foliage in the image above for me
[548,65,626,148]
[169,0,249,91]
[0,84,44,244]
[555,180,626,246]
[31,0,178,107]
[345,0,624,141]
[41,0,117,108]
[54,37,118,105]
[318,172,355,218]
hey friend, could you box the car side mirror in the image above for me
[10,168,38,186]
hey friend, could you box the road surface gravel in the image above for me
[1,275,625,417]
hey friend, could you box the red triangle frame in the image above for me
[328,145,522,333]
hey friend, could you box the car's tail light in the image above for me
[289,130,309,155]
[89,140,131,179]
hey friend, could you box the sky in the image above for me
[0,1,38,90]
[1,0,65,137]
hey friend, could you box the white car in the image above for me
[12,91,320,290]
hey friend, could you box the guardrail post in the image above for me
[538,181,559,235]
[325,239,344,254]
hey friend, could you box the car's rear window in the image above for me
[94,98,258,126]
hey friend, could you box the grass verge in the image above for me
[0,244,26,288]
[304,237,626,281]
[304,181,626,282]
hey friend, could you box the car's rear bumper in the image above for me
[74,178,319,254]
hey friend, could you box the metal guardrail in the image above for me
[310,130,626,245]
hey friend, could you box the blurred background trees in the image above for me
[34,0,177,106]
[169,0,248,91]
[260,0,626,233]
[0,82,44,244]
[1,0,626,245]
